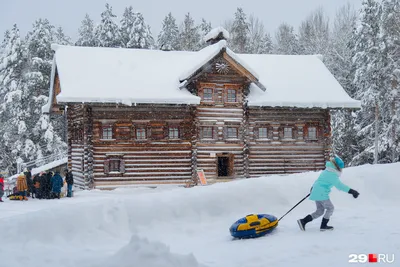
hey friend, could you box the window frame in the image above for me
[226,127,238,139]
[101,125,113,140]
[202,88,214,102]
[109,159,121,172]
[258,127,268,139]
[226,89,237,103]
[202,126,214,139]
[283,127,293,139]
[307,126,318,140]
[135,127,147,140]
[168,126,180,139]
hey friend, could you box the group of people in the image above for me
[3,168,74,201]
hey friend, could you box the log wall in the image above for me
[90,105,194,188]
[67,104,87,188]
[247,108,330,177]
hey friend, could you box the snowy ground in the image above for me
[1,163,399,267]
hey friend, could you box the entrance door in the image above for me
[217,154,234,177]
[218,157,229,177]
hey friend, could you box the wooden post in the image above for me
[191,106,198,183]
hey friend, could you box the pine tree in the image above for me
[231,8,249,53]
[198,18,212,48]
[247,15,273,54]
[350,0,388,165]
[120,6,136,48]
[24,19,66,167]
[54,26,72,45]
[157,12,180,50]
[274,23,301,54]
[126,12,154,49]
[76,14,97,47]
[327,4,359,164]
[298,8,330,55]
[179,13,201,51]
[95,3,121,48]
[380,0,400,162]
[0,25,30,173]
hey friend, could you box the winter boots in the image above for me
[320,218,334,231]
[297,215,313,231]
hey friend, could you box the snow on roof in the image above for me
[241,54,361,108]
[203,26,230,42]
[43,40,360,110]
[6,157,67,182]
[51,45,201,107]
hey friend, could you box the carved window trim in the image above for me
[305,123,321,141]
[104,155,125,175]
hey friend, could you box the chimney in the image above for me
[203,26,230,45]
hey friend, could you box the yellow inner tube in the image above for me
[236,214,278,233]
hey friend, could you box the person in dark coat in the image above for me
[24,168,33,197]
[0,175,4,202]
[51,171,63,199]
[45,172,53,199]
[38,172,46,199]
[32,174,40,199]
[65,168,74,197]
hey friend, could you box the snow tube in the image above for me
[229,214,278,239]
[8,195,28,201]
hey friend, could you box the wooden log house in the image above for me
[43,28,361,189]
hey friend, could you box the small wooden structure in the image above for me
[43,28,360,189]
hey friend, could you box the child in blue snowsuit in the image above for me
[297,155,359,231]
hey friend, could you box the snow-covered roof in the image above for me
[203,26,230,42]
[42,40,361,112]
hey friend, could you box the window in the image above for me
[202,127,213,139]
[109,159,120,172]
[308,127,317,140]
[136,128,146,140]
[203,88,213,101]
[258,128,268,139]
[283,127,293,139]
[227,127,238,139]
[169,127,179,139]
[104,157,125,174]
[227,89,237,102]
[102,126,113,139]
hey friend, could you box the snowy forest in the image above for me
[0,0,399,176]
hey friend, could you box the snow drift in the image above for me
[1,163,399,267]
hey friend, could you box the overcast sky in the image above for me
[0,0,362,42]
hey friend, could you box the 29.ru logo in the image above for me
[349,254,395,263]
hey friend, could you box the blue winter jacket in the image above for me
[51,173,63,193]
[309,161,350,201]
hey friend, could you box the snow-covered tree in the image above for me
[179,13,201,51]
[350,0,388,165]
[230,8,249,53]
[157,12,180,50]
[327,4,359,164]
[54,26,72,45]
[120,6,136,48]
[247,15,273,54]
[95,3,121,48]
[76,14,97,47]
[274,23,301,54]
[198,18,212,48]
[298,8,330,55]
[126,12,154,49]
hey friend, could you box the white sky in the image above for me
[0,0,362,41]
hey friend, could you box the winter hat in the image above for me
[331,155,345,170]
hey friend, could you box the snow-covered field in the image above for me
[1,163,399,267]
